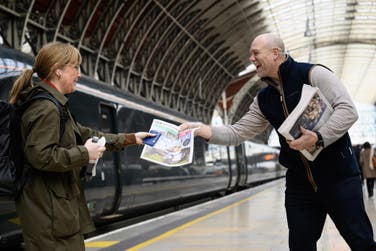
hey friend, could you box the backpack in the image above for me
[0,92,67,200]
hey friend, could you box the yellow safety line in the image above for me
[85,241,120,248]
[8,217,21,225]
[126,187,271,251]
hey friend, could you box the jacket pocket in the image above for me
[48,178,81,238]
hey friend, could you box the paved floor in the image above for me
[86,179,376,251]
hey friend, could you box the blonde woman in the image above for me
[10,42,153,250]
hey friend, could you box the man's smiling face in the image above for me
[249,37,276,79]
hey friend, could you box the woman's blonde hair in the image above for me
[9,42,82,104]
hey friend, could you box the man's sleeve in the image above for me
[209,96,270,145]
[310,65,358,147]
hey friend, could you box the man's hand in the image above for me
[288,126,318,151]
[179,122,212,140]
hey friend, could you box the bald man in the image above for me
[180,33,376,250]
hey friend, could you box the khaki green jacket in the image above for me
[15,81,136,250]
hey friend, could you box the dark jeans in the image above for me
[366,178,375,197]
[285,176,376,251]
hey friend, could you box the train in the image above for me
[0,46,285,248]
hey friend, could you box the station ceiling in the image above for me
[1,0,375,142]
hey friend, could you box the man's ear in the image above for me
[273,48,282,60]
[273,48,279,60]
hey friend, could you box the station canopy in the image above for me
[1,1,375,141]
[223,0,376,124]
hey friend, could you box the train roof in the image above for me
[0,46,195,123]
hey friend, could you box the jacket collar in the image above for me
[260,55,295,91]
[278,55,294,79]
[36,81,68,106]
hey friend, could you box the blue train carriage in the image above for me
[70,77,235,217]
[0,45,284,248]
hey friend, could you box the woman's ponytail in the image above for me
[9,69,34,104]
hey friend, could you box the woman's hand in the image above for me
[135,132,156,145]
[84,138,106,161]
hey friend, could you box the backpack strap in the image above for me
[23,92,67,140]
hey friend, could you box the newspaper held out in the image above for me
[140,119,194,167]
[278,84,333,161]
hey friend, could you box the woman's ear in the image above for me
[52,63,62,80]
[55,70,62,79]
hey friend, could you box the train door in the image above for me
[227,146,237,189]
[98,103,121,215]
[235,144,248,187]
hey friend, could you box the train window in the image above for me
[118,106,151,132]
[0,75,51,101]
[202,143,230,176]
[99,103,116,133]
[192,137,206,166]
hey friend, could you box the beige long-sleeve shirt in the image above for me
[209,65,358,148]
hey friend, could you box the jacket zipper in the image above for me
[278,75,318,192]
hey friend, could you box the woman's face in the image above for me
[59,63,81,94]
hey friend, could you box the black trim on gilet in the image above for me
[258,57,360,187]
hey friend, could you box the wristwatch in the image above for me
[314,131,324,148]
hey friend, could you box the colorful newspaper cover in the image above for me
[140,119,194,167]
[278,84,333,161]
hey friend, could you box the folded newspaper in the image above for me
[140,119,194,167]
[278,84,333,161]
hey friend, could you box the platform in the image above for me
[85,179,376,251]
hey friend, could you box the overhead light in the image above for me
[304,18,313,37]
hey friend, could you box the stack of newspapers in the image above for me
[278,84,333,161]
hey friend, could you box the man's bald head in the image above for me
[254,33,285,53]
